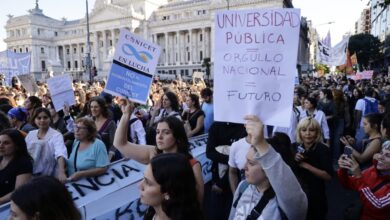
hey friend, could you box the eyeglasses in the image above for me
[75,126,88,131]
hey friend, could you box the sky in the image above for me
[0,0,369,50]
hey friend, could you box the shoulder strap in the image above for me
[99,119,111,134]
[246,187,276,220]
[73,141,81,172]
[233,180,250,208]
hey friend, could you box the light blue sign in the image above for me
[105,61,153,104]
[0,50,31,85]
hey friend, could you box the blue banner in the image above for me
[0,50,31,85]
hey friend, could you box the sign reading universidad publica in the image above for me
[214,8,300,127]
[104,29,161,104]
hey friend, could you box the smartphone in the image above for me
[344,147,353,158]
[297,146,305,154]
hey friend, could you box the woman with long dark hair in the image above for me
[142,153,202,220]
[0,129,32,205]
[182,93,205,137]
[114,99,204,204]
[9,176,81,220]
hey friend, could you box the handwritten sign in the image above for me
[17,73,38,95]
[105,29,161,104]
[0,134,211,220]
[47,74,75,112]
[214,9,300,127]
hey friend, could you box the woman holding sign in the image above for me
[114,99,204,204]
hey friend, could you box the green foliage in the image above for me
[348,33,382,69]
[315,63,330,74]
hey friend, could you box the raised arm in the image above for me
[114,99,154,164]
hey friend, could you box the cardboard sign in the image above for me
[105,29,161,104]
[47,74,75,112]
[214,9,300,127]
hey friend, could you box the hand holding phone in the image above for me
[344,146,353,158]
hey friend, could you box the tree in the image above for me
[315,63,330,76]
[348,33,382,70]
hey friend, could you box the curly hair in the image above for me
[144,153,202,220]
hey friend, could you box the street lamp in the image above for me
[85,0,92,83]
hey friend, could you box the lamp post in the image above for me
[85,0,92,83]
[226,0,230,10]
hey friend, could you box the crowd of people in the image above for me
[0,73,390,220]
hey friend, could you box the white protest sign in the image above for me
[17,73,38,95]
[214,9,300,127]
[105,29,161,104]
[47,74,75,112]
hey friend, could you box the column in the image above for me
[202,28,206,60]
[103,30,107,61]
[152,34,156,44]
[188,29,193,64]
[77,44,81,70]
[176,31,180,65]
[165,32,168,66]
[94,31,100,70]
[111,29,115,47]
[62,45,66,68]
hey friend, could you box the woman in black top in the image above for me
[0,129,32,205]
[182,94,205,138]
[294,117,333,220]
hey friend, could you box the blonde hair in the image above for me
[296,117,323,144]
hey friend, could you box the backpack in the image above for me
[363,98,378,116]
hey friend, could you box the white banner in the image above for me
[0,134,211,220]
[317,37,349,66]
[214,9,300,127]
[47,74,76,112]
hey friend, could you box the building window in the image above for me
[41,47,45,54]
[13,49,16,52]
[176,53,178,62]
[162,15,170,20]
[74,61,78,69]
[66,48,70,55]
[110,40,113,46]
[73,48,77,54]
[200,51,203,60]
[41,60,46,71]
[67,61,71,69]
[81,60,84,67]
[26,48,28,52]
[200,33,203,42]
[19,48,22,53]
[81,47,84,53]
[188,52,190,61]
[37,29,41,35]
[54,31,58,36]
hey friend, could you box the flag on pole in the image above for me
[317,37,349,66]
[322,30,331,47]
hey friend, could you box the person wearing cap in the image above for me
[7,107,36,134]
[337,114,390,220]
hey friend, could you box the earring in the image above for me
[164,194,170,200]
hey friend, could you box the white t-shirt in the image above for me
[228,137,251,170]
[355,97,377,127]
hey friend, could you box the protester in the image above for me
[46,102,67,134]
[338,113,390,220]
[23,96,42,124]
[200,87,214,133]
[141,153,203,220]
[182,93,205,137]
[114,99,204,203]
[293,117,333,220]
[89,96,117,160]
[25,107,68,181]
[229,115,308,220]
[9,176,81,220]
[0,129,32,205]
[0,110,11,132]
[341,113,382,170]
[7,107,35,133]
[66,117,109,182]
